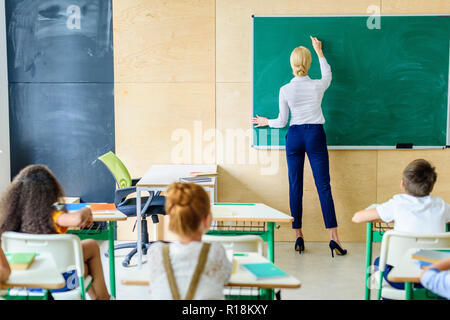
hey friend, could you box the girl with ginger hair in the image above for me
[147,182,232,300]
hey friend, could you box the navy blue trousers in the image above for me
[286,124,338,229]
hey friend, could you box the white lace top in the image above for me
[147,241,233,300]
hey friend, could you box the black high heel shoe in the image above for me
[329,240,347,258]
[294,237,305,254]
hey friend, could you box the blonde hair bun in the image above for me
[290,46,312,77]
[165,182,211,237]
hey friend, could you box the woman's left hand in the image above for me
[252,115,269,127]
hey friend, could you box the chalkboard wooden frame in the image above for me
[251,14,450,150]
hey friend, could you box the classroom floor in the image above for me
[99,241,381,300]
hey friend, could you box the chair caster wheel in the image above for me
[104,252,109,258]
[122,260,130,267]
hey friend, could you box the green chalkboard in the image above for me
[252,15,450,148]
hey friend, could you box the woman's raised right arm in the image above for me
[311,36,332,90]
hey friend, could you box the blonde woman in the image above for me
[147,182,232,300]
[252,36,346,258]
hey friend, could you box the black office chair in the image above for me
[98,151,166,267]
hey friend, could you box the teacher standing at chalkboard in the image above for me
[252,36,347,258]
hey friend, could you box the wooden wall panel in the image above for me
[113,0,216,241]
[381,0,450,13]
[114,83,215,177]
[377,150,450,203]
[113,0,215,83]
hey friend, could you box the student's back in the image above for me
[352,159,450,290]
[147,182,232,300]
[353,159,450,233]
[148,241,231,300]
[376,193,450,234]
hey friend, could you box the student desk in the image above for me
[1,252,65,300]
[121,252,301,300]
[68,210,127,298]
[387,248,447,300]
[364,221,450,300]
[209,203,293,264]
[135,164,217,267]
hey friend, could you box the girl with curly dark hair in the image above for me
[0,165,111,300]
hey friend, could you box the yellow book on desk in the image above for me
[6,252,36,270]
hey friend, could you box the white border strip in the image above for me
[252,14,449,18]
[250,14,255,150]
[447,38,450,146]
[251,14,450,150]
[252,145,446,150]
[0,0,11,192]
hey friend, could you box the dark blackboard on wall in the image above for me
[252,15,450,149]
[6,0,115,202]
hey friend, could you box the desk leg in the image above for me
[259,288,274,300]
[137,186,142,268]
[267,222,275,301]
[267,222,275,263]
[108,221,116,298]
[365,222,373,300]
[405,282,413,300]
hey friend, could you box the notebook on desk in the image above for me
[212,207,236,217]
[179,176,212,183]
[65,203,87,211]
[189,171,218,177]
[412,249,450,264]
[6,252,37,270]
[241,262,288,280]
[65,203,116,215]
[90,203,116,215]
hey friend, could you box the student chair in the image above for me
[1,232,91,300]
[377,230,450,300]
[98,151,166,267]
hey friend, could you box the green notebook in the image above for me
[242,262,288,280]
[5,252,37,270]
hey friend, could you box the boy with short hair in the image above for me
[352,159,450,233]
[352,159,450,291]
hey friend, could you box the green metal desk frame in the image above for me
[207,221,278,300]
[366,222,450,300]
[1,289,49,300]
[226,289,273,300]
[68,221,117,298]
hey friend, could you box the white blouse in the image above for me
[268,57,332,128]
[147,241,232,300]
[376,194,450,234]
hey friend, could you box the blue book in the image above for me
[65,203,87,211]
[241,262,288,280]
[418,260,433,269]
